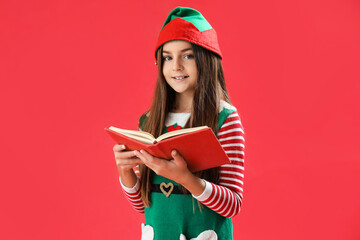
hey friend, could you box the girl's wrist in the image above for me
[179,172,206,196]
[118,166,134,176]
[120,176,139,192]
[118,168,137,188]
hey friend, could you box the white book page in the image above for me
[155,126,208,142]
[109,127,155,144]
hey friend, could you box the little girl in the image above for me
[113,7,245,240]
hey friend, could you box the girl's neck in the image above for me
[172,92,194,113]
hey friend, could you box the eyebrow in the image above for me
[162,48,193,54]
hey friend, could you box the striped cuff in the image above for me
[119,176,140,193]
[192,179,213,201]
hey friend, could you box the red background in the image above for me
[1,0,359,239]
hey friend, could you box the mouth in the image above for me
[172,75,189,80]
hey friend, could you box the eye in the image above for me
[184,54,194,59]
[163,56,172,61]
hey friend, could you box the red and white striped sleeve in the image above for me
[119,120,145,213]
[119,166,145,214]
[194,111,245,218]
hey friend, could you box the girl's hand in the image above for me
[113,144,143,173]
[134,149,190,184]
[113,144,143,188]
[134,150,205,196]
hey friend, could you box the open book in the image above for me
[105,126,230,172]
[108,126,208,144]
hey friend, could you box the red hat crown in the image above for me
[155,7,222,59]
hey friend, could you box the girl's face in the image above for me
[162,40,198,96]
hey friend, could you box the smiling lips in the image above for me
[172,75,189,82]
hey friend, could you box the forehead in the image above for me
[162,40,193,52]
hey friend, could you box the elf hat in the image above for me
[155,7,222,59]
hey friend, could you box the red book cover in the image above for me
[105,127,230,172]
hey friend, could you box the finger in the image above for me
[115,150,137,159]
[133,151,149,168]
[171,150,182,160]
[116,158,143,166]
[113,144,126,152]
[171,150,187,166]
[134,150,159,168]
[139,150,162,165]
[116,163,143,172]
[134,150,147,162]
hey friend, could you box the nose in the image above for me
[172,58,183,71]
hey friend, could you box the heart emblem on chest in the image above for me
[160,182,174,197]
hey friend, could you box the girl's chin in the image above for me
[172,88,195,95]
[173,89,185,94]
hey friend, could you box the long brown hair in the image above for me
[140,42,231,207]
